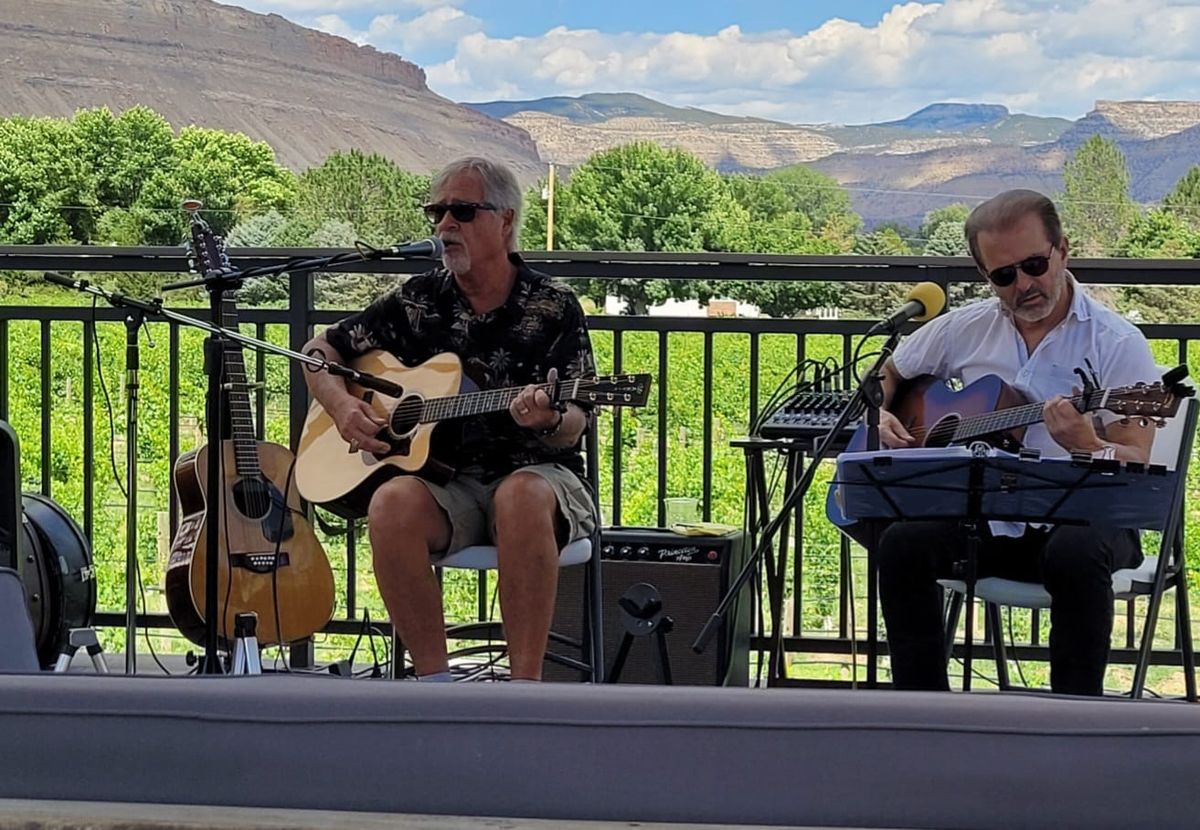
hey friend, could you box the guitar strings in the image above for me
[382,378,626,425]
[899,390,1119,446]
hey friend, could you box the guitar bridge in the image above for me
[231,552,291,574]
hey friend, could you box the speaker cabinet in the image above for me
[547,527,749,685]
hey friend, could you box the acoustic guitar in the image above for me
[295,349,651,516]
[826,369,1190,543]
[165,215,335,647]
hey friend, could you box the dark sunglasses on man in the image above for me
[423,201,497,224]
[985,244,1059,288]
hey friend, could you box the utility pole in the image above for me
[545,163,556,251]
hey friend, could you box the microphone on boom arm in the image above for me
[362,237,445,260]
[865,282,946,336]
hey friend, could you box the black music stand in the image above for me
[835,444,1180,688]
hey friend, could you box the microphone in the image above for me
[866,281,946,336]
[365,237,445,260]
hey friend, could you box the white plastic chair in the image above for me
[940,385,1197,699]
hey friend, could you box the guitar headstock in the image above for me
[184,199,234,280]
[1104,379,1190,423]
[568,374,652,407]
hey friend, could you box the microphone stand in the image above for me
[692,326,903,685]
[43,274,162,675]
[160,236,436,673]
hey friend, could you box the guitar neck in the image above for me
[219,300,263,477]
[419,380,578,423]
[951,391,1102,443]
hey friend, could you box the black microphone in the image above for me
[865,282,946,336]
[365,237,445,259]
[44,271,89,290]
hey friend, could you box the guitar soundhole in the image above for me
[924,415,959,448]
[232,477,272,520]
[389,392,422,439]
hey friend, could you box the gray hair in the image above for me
[431,157,524,252]
[965,189,1064,272]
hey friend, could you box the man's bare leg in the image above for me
[493,472,560,680]
[368,477,452,677]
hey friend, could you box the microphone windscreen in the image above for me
[907,282,946,321]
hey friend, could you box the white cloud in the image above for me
[227,0,1200,123]
[366,7,484,53]
[311,14,368,44]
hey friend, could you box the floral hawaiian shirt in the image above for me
[324,253,596,482]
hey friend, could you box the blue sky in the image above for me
[218,1,1200,124]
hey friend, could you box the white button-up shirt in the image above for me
[891,277,1159,536]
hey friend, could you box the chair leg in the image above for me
[587,536,605,683]
[943,590,963,665]
[1174,568,1196,702]
[986,602,1010,690]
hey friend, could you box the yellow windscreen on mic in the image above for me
[907,282,946,322]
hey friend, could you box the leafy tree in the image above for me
[1061,136,1137,256]
[528,142,747,314]
[1163,166,1200,229]
[719,174,843,316]
[292,150,429,248]
[765,165,862,236]
[1118,209,1200,259]
[0,116,93,244]
[923,220,968,256]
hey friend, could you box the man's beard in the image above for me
[1008,275,1064,323]
[443,247,470,274]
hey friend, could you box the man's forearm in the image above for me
[539,404,588,449]
[303,335,356,414]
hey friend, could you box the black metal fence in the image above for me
[3,246,1199,683]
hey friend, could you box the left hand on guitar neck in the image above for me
[1043,387,1105,454]
[510,367,564,432]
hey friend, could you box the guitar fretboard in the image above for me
[417,380,578,423]
[946,391,1103,444]
[220,300,262,478]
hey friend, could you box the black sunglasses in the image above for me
[986,245,1057,288]
[423,201,497,224]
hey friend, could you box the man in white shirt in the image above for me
[875,189,1158,695]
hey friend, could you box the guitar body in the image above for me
[165,440,335,646]
[828,374,1030,542]
[844,373,1030,454]
[296,351,651,516]
[295,351,466,518]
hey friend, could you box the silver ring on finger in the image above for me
[349,438,360,452]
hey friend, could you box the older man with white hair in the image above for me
[304,157,597,682]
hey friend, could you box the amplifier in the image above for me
[546,526,750,686]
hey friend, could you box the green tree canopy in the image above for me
[289,150,429,248]
[764,165,862,237]
[1061,135,1138,256]
[1163,166,1200,229]
[526,142,748,314]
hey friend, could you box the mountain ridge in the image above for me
[0,0,543,176]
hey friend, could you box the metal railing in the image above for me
[3,245,1199,682]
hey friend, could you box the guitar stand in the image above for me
[607,583,674,685]
[54,628,109,674]
[231,612,263,676]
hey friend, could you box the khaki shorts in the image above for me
[414,463,597,556]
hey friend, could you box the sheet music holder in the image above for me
[834,444,1180,688]
[836,445,1177,530]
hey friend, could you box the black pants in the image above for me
[877,521,1142,696]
